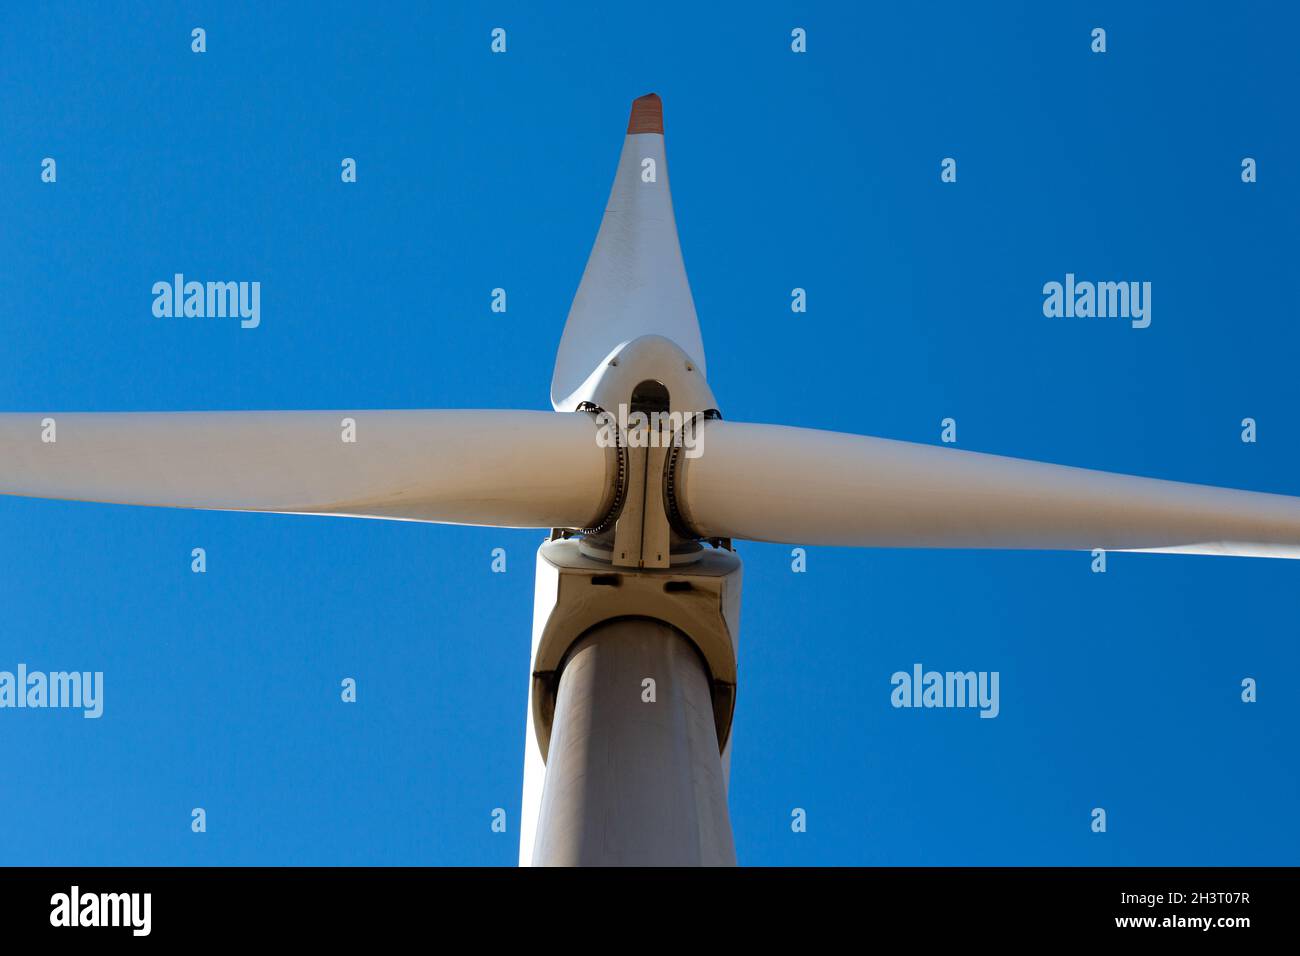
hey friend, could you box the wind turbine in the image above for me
[5,93,1300,866]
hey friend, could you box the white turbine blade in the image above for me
[0,410,615,529]
[550,93,707,411]
[676,421,1300,558]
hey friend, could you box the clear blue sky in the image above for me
[1,2,1296,865]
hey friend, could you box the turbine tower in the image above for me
[6,94,1300,866]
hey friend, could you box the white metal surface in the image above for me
[677,420,1300,558]
[561,334,718,423]
[550,95,706,412]
[530,618,736,866]
[0,410,615,530]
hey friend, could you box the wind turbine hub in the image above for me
[565,335,721,568]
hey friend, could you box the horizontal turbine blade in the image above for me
[0,410,615,529]
[676,421,1300,559]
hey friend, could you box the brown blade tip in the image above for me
[627,93,663,134]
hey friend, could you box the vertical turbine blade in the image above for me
[550,93,707,411]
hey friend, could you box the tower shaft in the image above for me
[531,617,736,866]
